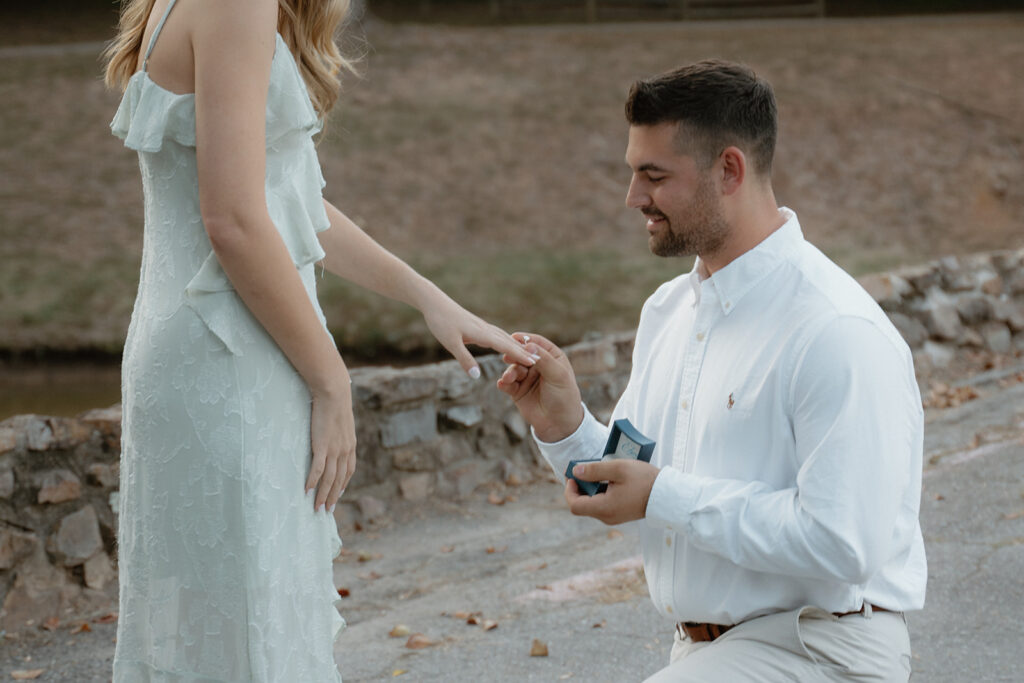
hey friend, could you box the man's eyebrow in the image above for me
[629,162,670,174]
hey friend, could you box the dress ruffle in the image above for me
[183,143,330,356]
[110,73,196,152]
[111,34,320,153]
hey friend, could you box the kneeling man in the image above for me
[498,60,926,682]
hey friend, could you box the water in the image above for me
[0,363,122,421]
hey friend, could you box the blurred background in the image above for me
[1,0,1022,418]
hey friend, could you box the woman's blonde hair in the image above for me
[103,0,357,119]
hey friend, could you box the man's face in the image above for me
[624,123,729,259]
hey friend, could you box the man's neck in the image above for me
[700,193,785,276]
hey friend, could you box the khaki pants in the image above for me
[644,606,912,682]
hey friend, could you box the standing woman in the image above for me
[104,0,536,679]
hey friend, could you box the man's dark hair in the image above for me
[625,60,777,177]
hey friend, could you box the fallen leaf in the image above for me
[42,616,59,631]
[389,624,411,638]
[527,562,548,572]
[506,474,523,487]
[392,670,408,677]
[487,491,505,506]
[481,619,499,631]
[465,615,481,625]
[558,674,574,680]
[592,620,607,628]
[358,571,382,581]
[70,622,91,634]
[607,530,624,540]
[93,612,118,624]
[11,671,45,680]
[440,545,454,553]
[453,611,472,619]
[357,550,375,562]
[485,545,507,554]
[506,495,519,503]
[530,638,549,657]
[935,494,945,501]
[405,633,433,649]
[1002,510,1024,520]
[337,587,351,597]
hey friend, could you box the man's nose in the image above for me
[625,176,648,209]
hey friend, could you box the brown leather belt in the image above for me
[676,604,894,643]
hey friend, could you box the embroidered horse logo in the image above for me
[727,393,735,410]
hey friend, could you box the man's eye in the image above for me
[647,176,665,183]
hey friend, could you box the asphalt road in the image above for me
[3,370,1023,682]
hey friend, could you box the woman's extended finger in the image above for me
[480,327,539,368]
[442,335,484,379]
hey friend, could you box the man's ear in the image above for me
[719,146,746,196]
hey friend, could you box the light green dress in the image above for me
[110,1,344,679]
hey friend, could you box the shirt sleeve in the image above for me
[645,315,922,585]
[533,403,609,481]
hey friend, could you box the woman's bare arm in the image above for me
[317,200,539,374]
[192,0,353,510]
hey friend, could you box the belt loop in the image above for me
[863,602,873,619]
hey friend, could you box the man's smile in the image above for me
[643,209,667,230]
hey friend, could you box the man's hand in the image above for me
[565,460,660,526]
[496,333,584,443]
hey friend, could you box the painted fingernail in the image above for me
[523,334,531,343]
[329,504,336,513]
[530,353,541,362]
[468,366,481,379]
[340,488,346,497]
[317,503,325,513]
[574,464,585,476]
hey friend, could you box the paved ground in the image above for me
[3,365,1023,681]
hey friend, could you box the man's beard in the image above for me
[648,176,730,259]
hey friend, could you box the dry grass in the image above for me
[1,14,1022,358]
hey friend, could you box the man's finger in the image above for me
[571,459,624,484]
[513,332,563,359]
[566,482,612,519]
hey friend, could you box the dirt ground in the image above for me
[0,13,1022,357]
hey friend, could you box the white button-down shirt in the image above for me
[537,208,927,625]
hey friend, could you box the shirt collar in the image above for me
[687,207,803,315]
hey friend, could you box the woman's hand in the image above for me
[305,369,357,512]
[420,293,539,378]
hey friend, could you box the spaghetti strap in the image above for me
[143,0,180,72]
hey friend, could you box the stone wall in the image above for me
[858,250,1024,369]
[1,248,1022,631]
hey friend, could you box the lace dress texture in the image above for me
[109,6,345,680]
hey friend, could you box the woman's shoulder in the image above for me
[188,0,279,47]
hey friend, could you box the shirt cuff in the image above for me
[644,465,702,531]
[532,403,608,481]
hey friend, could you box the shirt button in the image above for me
[724,301,732,309]
[680,399,688,410]
[666,605,673,615]
[665,536,672,547]
[696,332,706,341]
